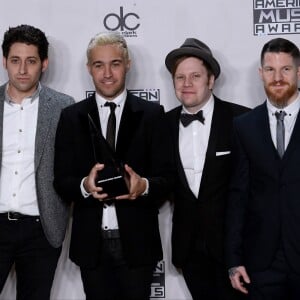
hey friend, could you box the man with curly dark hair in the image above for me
[0,24,74,300]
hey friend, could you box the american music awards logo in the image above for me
[130,89,160,103]
[150,261,166,299]
[86,89,160,104]
[253,0,300,35]
[103,6,140,38]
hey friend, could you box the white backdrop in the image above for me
[0,1,299,299]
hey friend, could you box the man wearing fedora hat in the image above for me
[165,38,249,299]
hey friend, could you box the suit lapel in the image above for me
[258,102,282,160]
[116,93,143,160]
[84,94,101,131]
[281,107,300,164]
[35,88,53,170]
[172,107,192,190]
[0,86,5,168]
[198,98,223,195]
[170,106,198,200]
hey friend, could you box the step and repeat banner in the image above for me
[0,1,299,299]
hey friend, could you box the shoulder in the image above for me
[59,95,95,122]
[0,84,5,100]
[233,102,266,129]
[40,85,75,107]
[166,105,181,121]
[214,96,251,117]
[127,92,163,113]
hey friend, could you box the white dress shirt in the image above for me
[179,95,214,198]
[81,90,127,230]
[0,84,40,215]
[267,94,300,151]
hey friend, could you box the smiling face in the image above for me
[173,56,215,113]
[260,51,300,108]
[87,44,130,100]
[3,42,48,103]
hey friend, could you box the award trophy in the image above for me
[88,114,129,200]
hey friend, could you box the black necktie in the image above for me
[275,110,286,158]
[180,111,205,127]
[105,102,117,151]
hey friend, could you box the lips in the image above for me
[17,77,30,81]
[101,80,115,85]
[181,90,195,94]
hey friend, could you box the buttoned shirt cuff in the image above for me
[142,178,149,196]
[80,177,91,198]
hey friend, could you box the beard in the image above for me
[264,80,298,108]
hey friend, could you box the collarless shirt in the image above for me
[267,94,300,152]
[95,90,127,230]
[0,83,40,215]
[179,95,214,198]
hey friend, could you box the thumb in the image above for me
[240,268,251,284]
[124,164,134,176]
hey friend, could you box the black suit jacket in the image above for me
[226,102,300,273]
[54,92,174,268]
[166,96,249,268]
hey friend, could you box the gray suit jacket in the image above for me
[0,83,74,248]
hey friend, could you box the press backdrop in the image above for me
[1,1,299,299]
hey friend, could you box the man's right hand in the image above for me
[228,265,250,294]
[83,163,108,200]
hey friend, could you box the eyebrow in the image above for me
[92,58,123,65]
[9,55,38,59]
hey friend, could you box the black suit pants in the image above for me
[248,247,300,300]
[0,215,61,300]
[80,234,155,300]
[181,240,244,300]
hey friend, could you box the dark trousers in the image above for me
[80,232,155,300]
[248,248,300,300]
[181,240,244,300]
[0,215,61,300]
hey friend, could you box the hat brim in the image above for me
[165,47,221,79]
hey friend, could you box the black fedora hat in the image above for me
[165,38,221,78]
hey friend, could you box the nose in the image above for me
[274,69,283,82]
[183,76,193,86]
[19,61,27,75]
[103,65,112,78]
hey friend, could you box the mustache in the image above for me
[269,80,288,87]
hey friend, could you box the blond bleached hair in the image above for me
[86,31,129,63]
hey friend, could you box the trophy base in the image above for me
[97,174,129,200]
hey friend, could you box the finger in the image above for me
[233,277,248,294]
[124,164,134,176]
[115,194,130,200]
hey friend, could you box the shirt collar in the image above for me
[267,93,300,116]
[5,82,41,105]
[95,89,127,109]
[181,93,214,118]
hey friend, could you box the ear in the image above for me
[297,65,300,80]
[2,57,7,70]
[208,74,215,90]
[86,62,92,75]
[126,59,131,72]
[41,58,49,72]
[259,67,263,81]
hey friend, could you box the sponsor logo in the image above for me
[85,89,160,104]
[150,261,165,298]
[253,0,300,35]
[86,91,95,98]
[129,89,160,103]
[103,6,140,37]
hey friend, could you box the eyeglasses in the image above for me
[174,72,203,84]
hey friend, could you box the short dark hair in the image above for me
[260,38,300,66]
[2,24,49,61]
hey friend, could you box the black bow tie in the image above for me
[180,111,205,127]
